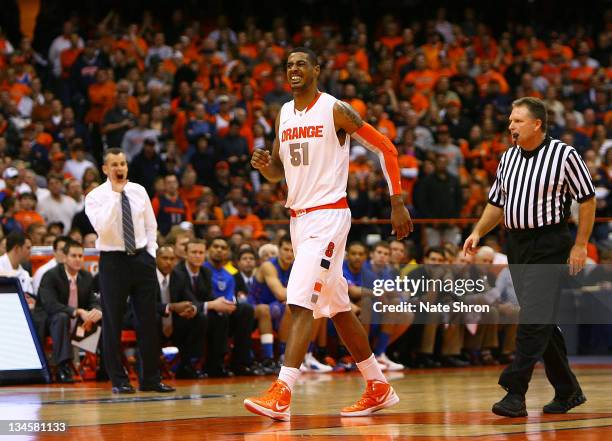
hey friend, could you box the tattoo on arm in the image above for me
[335,101,364,132]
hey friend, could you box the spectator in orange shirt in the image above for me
[86,68,116,124]
[115,24,148,71]
[400,81,429,119]
[1,67,31,104]
[237,32,258,61]
[372,103,397,142]
[378,20,403,52]
[576,108,596,139]
[476,60,509,96]
[397,130,420,204]
[59,34,82,80]
[474,34,499,62]
[222,198,264,239]
[570,43,598,83]
[403,53,439,94]
[179,168,205,213]
[421,32,443,70]
[343,83,367,119]
[115,79,140,117]
[14,192,45,231]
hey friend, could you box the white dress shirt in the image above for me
[0,253,34,295]
[85,180,158,257]
[157,269,170,304]
[32,257,58,295]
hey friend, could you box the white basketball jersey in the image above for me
[279,92,349,210]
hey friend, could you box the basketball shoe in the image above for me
[340,380,400,417]
[244,379,291,421]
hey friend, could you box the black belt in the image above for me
[507,221,568,237]
[101,247,146,256]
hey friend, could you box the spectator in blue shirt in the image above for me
[186,103,215,149]
[204,238,236,302]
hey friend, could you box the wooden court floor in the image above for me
[2,362,612,440]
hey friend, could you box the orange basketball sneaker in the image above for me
[244,380,292,421]
[340,380,400,417]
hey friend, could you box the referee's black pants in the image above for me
[99,249,161,388]
[498,223,580,397]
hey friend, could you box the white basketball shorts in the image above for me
[286,208,352,319]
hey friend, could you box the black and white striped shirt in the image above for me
[488,137,595,230]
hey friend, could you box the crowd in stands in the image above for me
[0,6,610,381]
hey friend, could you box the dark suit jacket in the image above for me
[234,272,254,298]
[39,264,99,317]
[170,261,213,312]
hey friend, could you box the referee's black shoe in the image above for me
[543,389,587,414]
[139,382,176,393]
[112,384,136,394]
[492,393,528,417]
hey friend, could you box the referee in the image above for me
[463,97,596,417]
[85,148,175,394]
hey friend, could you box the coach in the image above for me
[463,97,595,417]
[85,148,174,394]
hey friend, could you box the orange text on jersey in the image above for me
[281,125,324,142]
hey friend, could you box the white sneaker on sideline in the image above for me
[303,352,333,373]
[376,353,405,371]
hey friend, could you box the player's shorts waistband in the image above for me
[289,198,348,217]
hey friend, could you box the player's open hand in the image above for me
[391,203,413,240]
[251,148,271,170]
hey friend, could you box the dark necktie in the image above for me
[121,191,136,253]
[192,275,198,295]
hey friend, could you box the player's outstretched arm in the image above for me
[333,101,414,239]
[251,113,285,183]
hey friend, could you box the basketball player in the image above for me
[244,47,413,421]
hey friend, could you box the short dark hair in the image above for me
[63,239,83,255]
[6,230,28,252]
[1,196,16,212]
[390,239,406,250]
[53,235,70,252]
[186,238,206,250]
[424,246,446,259]
[103,148,126,163]
[372,241,390,251]
[238,248,256,260]
[278,234,292,248]
[347,241,367,252]
[208,237,228,248]
[288,47,318,66]
[512,97,548,133]
[26,222,45,235]
[47,173,64,184]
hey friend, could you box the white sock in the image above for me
[278,366,300,392]
[356,354,387,383]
